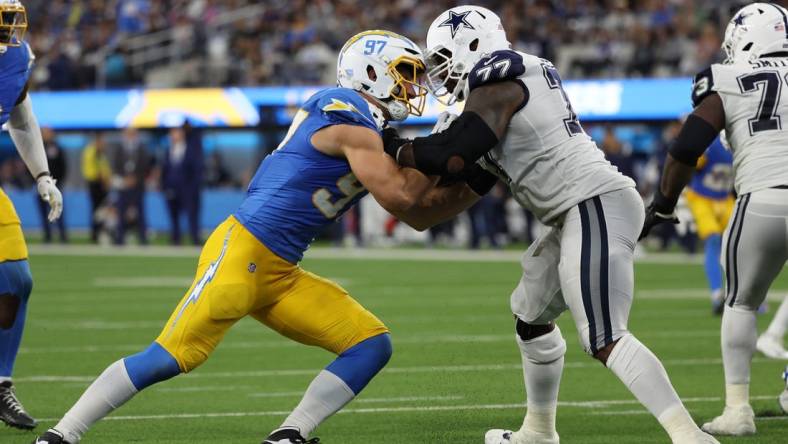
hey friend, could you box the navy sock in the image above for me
[123,342,181,390]
[325,333,392,394]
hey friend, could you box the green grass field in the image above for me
[4,248,787,443]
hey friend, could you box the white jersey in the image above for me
[695,58,788,194]
[471,50,634,224]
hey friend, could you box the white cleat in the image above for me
[756,333,788,359]
[671,430,720,444]
[485,428,559,444]
[701,405,756,436]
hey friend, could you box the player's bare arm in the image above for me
[393,80,526,175]
[639,93,726,239]
[399,179,483,231]
[312,123,437,224]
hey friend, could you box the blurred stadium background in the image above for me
[2,0,780,249]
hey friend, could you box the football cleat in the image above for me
[485,428,559,444]
[0,380,37,430]
[262,428,320,444]
[756,333,788,359]
[670,430,720,444]
[701,405,755,436]
[31,429,71,444]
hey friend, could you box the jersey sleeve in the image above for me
[691,66,716,107]
[468,50,526,92]
[315,90,381,133]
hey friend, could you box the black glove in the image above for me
[382,127,409,160]
[639,190,679,240]
[463,163,498,196]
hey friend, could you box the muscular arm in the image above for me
[640,92,726,239]
[658,93,726,207]
[395,80,526,175]
[397,181,483,231]
[312,124,437,225]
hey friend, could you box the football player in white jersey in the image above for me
[640,2,788,437]
[756,295,788,359]
[383,5,717,444]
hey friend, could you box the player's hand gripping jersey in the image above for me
[234,88,381,264]
[473,50,635,224]
[693,58,788,195]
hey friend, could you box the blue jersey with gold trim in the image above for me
[689,138,734,199]
[234,88,379,264]
[0,42,33,126]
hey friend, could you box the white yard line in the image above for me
[29,244,713,264]
[35,396,786,423]
[14,357,771,383]
[18,330,723,355]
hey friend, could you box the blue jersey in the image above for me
[234,88,381,264]
[0,42,33,126]
[689,138,734,199]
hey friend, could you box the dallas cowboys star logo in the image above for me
[439,10,474,38]
[733,12,750,26]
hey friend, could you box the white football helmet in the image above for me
[425,5,510,105]
[337,30,427,121]
[723,3,788,64]
[0,0,25,48]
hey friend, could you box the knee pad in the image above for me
[123,342,182,390]
[518,325,566,365]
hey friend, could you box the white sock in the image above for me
[721,305,757,389]
[280,370,355,437]
[516,327,565,435]
[54,360,139,443]
[765,296,788,339]
[0,376,11,384]
[606,334,699,438]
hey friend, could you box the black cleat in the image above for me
[0,380,37,430]
[263,427,320,444]
[32,430,72,444]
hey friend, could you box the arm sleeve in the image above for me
[668,114,720,167]
[8,94,49,178]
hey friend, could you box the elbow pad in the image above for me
[668,114,720,167]
[411,112,499,176]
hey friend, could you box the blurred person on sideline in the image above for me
[161,122,203,245]
[36,127,67,243]
[81,133,111,243]
[110,127,150,245]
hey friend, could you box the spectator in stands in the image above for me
[110,127,150,245]
[204,151,232,188]
[36,128,67,243]
[601,125,635,180]
[82,133,112,243]
[161,122,203,245]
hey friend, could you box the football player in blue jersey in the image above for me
[683,136,734,314]
[0,0,63,431]
[34,30,484,444]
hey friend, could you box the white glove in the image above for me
[36,175,63,222]
[432,111,459,134]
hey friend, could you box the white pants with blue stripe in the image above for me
[722,187,788,311]
[511,187,644,355]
